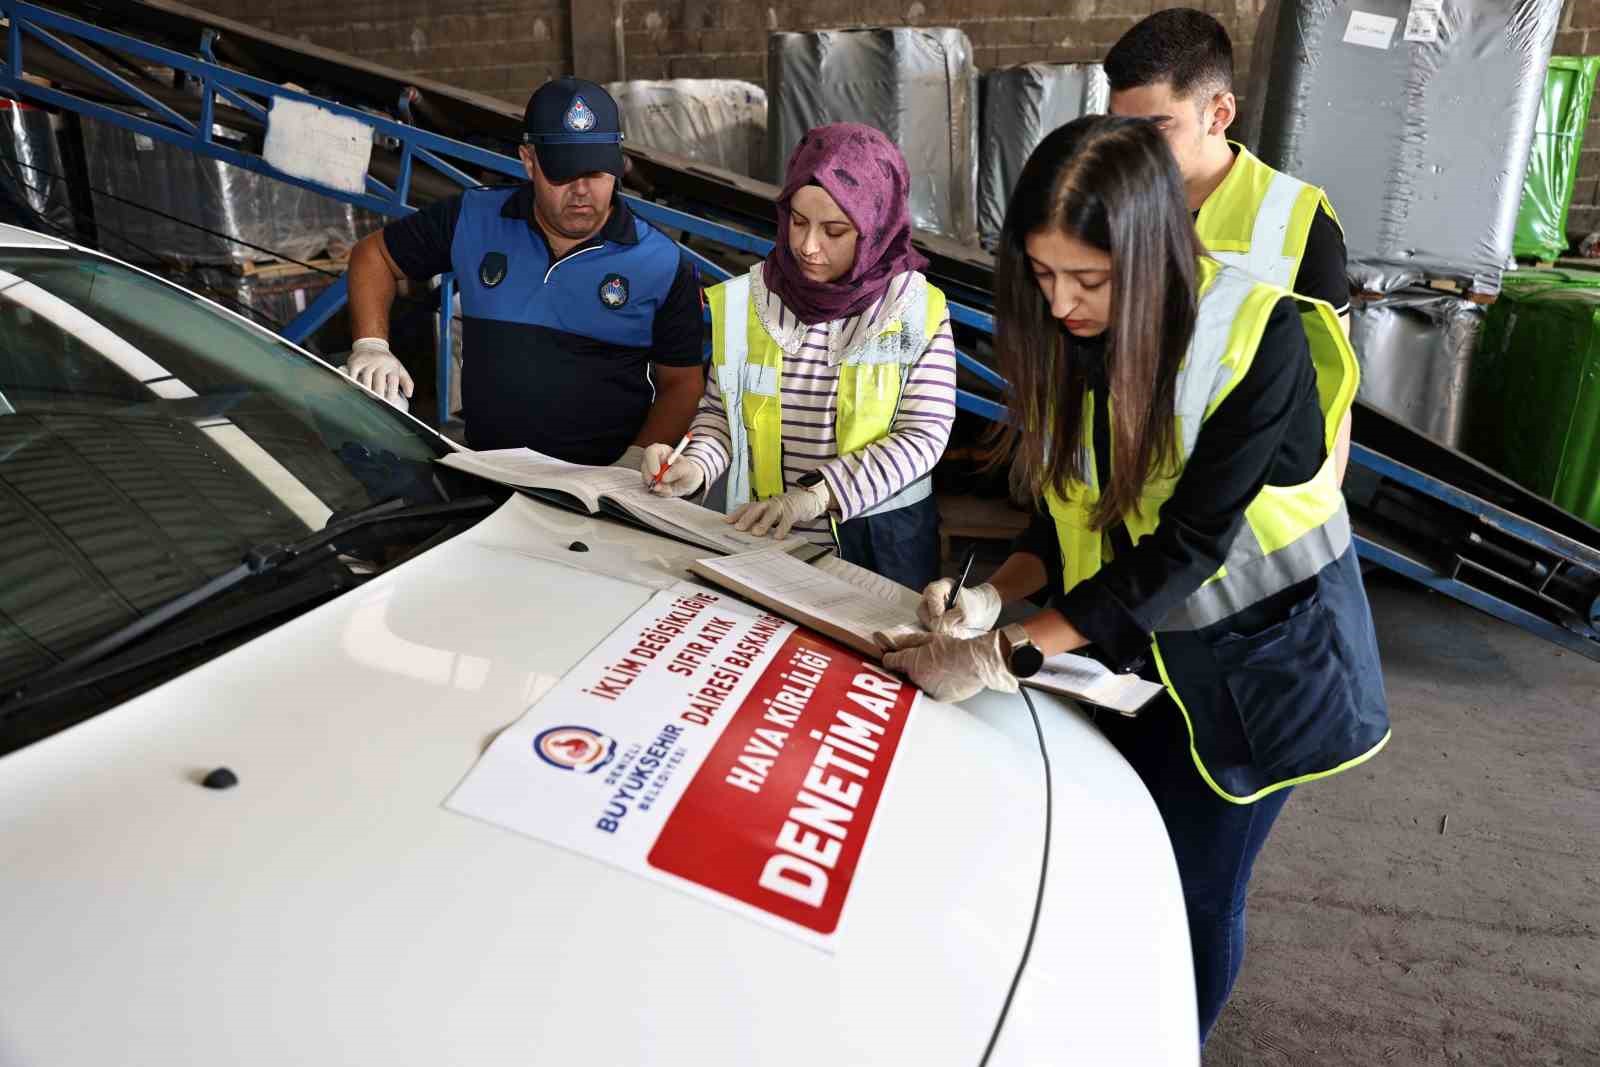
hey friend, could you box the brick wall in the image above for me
[191,0,1266,109]
[1556,0,1600,240]
[196,0,1600,245]
[617,0,1265,89]
[195,0,568,104]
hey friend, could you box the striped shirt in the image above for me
[682,272,958,546]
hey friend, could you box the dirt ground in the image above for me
[1204,574,1600,1066]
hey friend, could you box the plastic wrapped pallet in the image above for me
[0,101,75,236]
[174,265,340,341]
[1465,269,1600,525]
[1249,0,1562,299]
[978,63,1108,249]
[607,80,767,179]
[1349,289,1484,448]
[1513,56,1600,264]
[768,28,978,243]
[80,118,379,267]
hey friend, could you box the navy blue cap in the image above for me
[523,77,625,183]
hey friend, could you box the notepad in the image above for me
[438,447,809,557]
[1026,653,1165,716]
[688,546,923,658]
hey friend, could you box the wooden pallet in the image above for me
[1354,281,1497,307]
[1421,277,1498,305]
[936,493,1031,564]
[236,256,348,280]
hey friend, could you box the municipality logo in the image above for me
[599,274,629,309]
[565,95,597,133]
[534,725,616,773]
[478,251,507,288]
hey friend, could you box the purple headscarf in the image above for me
[763,123,929,326]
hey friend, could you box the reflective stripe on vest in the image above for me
[710,270,946,515]
[1195,143,1336,292]
[708,278,755,510]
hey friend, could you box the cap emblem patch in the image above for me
[565,96,597,133]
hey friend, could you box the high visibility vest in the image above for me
[707,267,948,513]
[1044,259,1387,803]
[1195,143,1341,293]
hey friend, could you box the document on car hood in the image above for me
[688,546,924,658]
[438,447,809,556]
[446,581,920,950]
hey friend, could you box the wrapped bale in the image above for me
[0,101,75,235]
[978,63,1108,249]
[1350,289,1484,448]
[1513,56,1600,264]
[80,118,377,267]
[1466,269,1600,525]
[768,28,978,243]
[607,79,767,178]
[1250,0,1562,299]
[173,264,341,342]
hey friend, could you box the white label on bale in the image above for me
[262,97,373,195]
[1404,0,1442,43]
[1343,10,1399,50]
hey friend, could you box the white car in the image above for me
[0,224,1196,1065]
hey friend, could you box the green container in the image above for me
[1467,269,1600,525]
[1513,56,1600,263]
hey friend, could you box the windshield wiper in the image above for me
[0,566,354,726]
[0,494,496,711]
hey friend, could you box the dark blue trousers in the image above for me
[1093,702,1292,1043]
[834,494,941,592]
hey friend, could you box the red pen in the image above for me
[648,431,694,489]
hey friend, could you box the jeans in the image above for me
[834,494,941,592]
[1093,702,1292,1043]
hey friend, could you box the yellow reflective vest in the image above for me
[1044,259,1389,803]
[707,267,948,514]
[1195,142,1341,292]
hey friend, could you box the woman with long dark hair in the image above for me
[884,116,1390,1042]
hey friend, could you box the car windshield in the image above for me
[0,243,464,719]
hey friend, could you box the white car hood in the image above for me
[0,494,1195,1065]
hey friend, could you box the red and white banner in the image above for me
[446,582,918,948]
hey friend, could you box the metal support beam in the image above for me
[1356,535,1600,661]
[281,277,349,346]
[22,19,195,134]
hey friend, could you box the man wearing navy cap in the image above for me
[345,78,703,468]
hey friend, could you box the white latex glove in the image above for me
[343,337,413,406]
[613,444,648,470]
[727,481,830,539]
[881,630,1019,703]
[918,579,1003,637]
[640,442,706,497]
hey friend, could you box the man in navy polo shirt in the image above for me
[344,78,703,467]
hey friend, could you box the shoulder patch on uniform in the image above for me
[479,251,508,288]
[599,273,629,309]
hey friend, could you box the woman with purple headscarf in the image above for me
[637,123,958,589]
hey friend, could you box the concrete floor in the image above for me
[1204,574,1600,1066]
